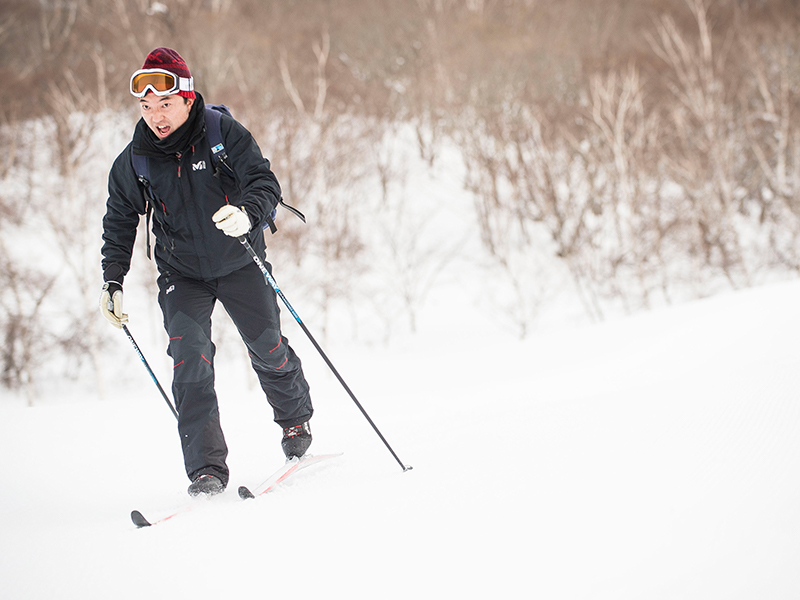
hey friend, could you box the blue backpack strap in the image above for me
[205,104,278,228]
[204,104,279,233]
[204,104,230,173]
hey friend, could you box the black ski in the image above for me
[131,510,153,528]
[130,505,190,528]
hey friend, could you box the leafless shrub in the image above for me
[0,239,57,404]
[458,105,605,327]
[647,0,753,288]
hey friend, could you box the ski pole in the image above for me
[238,236,412,472]
[122,324,179,420]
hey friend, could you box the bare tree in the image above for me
[30,68,118,400]
[266,28,385,340]
[739,19,800,272]
[458,104,607,329]
[364,127,467,336]
[585,64,677,309]
[648,0,751,288]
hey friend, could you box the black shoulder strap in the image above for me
[130,151,156,259]
[131,153,149,183]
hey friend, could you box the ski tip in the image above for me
[131,510,152,528]
[238,485,255,500]
[403,465,414,472]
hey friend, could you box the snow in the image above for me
[2,276,799,599]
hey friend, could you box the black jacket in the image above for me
[101,94,280,284]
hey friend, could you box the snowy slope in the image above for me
[2,279,799,599]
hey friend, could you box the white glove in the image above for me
[212,205,251,237]
[99,281,128,329]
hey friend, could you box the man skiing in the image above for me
[99,47,313,497]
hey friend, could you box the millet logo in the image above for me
[192,161,207,171]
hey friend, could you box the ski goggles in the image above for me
[130,68,194,98]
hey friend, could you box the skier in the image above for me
[99,47,313,497]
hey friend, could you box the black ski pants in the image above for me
[157,259,313,485]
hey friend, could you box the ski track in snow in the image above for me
[2,280,800,599]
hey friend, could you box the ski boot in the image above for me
[187,474,225,497]
[281,421,312,459]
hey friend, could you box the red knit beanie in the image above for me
[141,47,195,99]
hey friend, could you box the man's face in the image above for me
[140,93,194,139]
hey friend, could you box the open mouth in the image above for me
[156,125,171,137]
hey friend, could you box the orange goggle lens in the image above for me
[130,70,179,97]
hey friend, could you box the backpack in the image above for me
[131,104,304,258]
